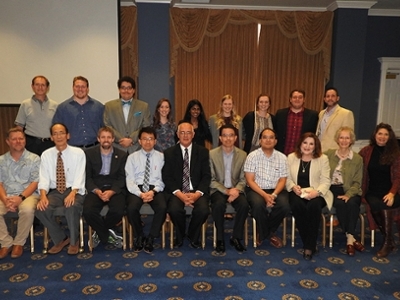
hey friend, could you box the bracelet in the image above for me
[272,193,278,199]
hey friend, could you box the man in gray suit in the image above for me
[104,76,151,154]
[210,124,249,253]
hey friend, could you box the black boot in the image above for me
[377,209,396,258]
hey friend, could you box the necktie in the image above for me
[142,153,150,192]
[182,148,190,193]
[56,151,66,194]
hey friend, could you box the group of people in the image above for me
[0,75,399,262]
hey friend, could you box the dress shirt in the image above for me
[121,99,132,123]
[100,150,113,175]
[244,148,288,189]
[52,97,104,146]
[223,150,233,188]
[284,109,303,155]
[0,149,40,195]
[318,105,337,138]
[125,148,165,196]
[38,145,86,195]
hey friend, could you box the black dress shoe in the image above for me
[188,237,201,249]
[303,249,313,261]
[134,236,144,252]
[230,237,246,253]
[173,239,183,248]
[144,236,154,254]
[215,240,225,253]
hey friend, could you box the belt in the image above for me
[25,134,51,142]
[75,142,99,148]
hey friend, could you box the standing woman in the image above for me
[181,99,212,147]
[286,132,332,260]
[209,94,243,149]
[153,98,176,152]
[325,127,364,256]
[359,123,400,258]
[243,94,274,154]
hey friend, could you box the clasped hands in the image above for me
[177,191,201,207]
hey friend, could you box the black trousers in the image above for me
[167,194,209,243]
[365,192,400,211]
[211,191,249,240]
[83,192,126,244]
[289,191,326,251]
[25,134,54,156]
[126,192,167,238]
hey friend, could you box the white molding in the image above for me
[135,0,171,3]
[173,4,327,11]
[329,1,377,10]
[369,8,400,17]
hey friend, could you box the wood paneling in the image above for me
[0,106,20,154]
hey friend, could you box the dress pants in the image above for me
[35,188,84,245]
[167,194,209,243]
[126,192,167,238]
[246,188,290,241]
[211,191,249,240]
[289,191,326,251]
[83,192,126,244]
[0,195,38,247]
[365,192,400,211]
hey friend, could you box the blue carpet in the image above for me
[1,216,400,300]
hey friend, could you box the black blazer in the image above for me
[85,145,128,194]
[162,143,211,196]
[273,107,319,153]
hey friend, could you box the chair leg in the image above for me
[122,216,127,251]
[88,225,93,253]
[30,225,34,253]
[129,223,134,251]
[282,217,287,247]
[43,227,49,254]
[291,216,295,247]
[359,213,365,246]
[329,214,334,248]
[161,221,166,249]
[244,218,248,247]
[371,229,375,248]
[79,216,84,253]
[252,218,257,248]
[201,221,206,250]
[213,222,216,248]
[321,214,326,248]
[170,222,174,250]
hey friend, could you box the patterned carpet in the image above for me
[1,216,400,300]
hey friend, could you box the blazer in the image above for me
[209,146,247,195]
[209,114,243,149]
[103,98,151,153]
[85,145,128,195]
[273,107,319,153]
[316,105,354,152]
[286,153,333,209]
[242,111,275,154]
[162,143,211,196]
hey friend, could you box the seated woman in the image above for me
[359,122,400,258]
[286,132,332,260]
[325,127,364,256]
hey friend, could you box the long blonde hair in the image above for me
[215,94,241,129]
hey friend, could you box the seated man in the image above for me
[162,122,210,249]
[83,126,127,249]
[0,128,40,259]
[244,128,290,248]
[210,124,249,253]
[36,123,86,255]
[125,127,166,253]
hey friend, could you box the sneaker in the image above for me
[89,232,100,249]
[108,228,122,240]
[107,234,123,248]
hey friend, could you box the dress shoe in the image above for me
[188,237,201,249]
[353,240,365,252]
[173,239,183,248]
[269,234,283,248]
[0,246,12,259]
[67,241,79,255]
[11,245,23,258]
[215,240,225,253]
[48,237,70,254]
[230,237,246,253]
[303,249,313,261]
[144,236,154,254]
[134,236,144,252]
[347,244,355,256]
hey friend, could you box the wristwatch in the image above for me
[18,194,26,201]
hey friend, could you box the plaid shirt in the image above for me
[283,109,304,155]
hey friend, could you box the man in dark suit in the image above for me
[83,126,127,248]
[273,89,319,155]
[162,122,211,249]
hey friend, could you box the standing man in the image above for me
[125,127,166,253]
[274,89,319,155]
[52,76,104,148]
[104,76,151,154]
[36,123,86,255]
[15,75,58,156]
[162,122,210,248]
[83,126,127,249]
[316,87,354,151]
[244,128,290,248]
[210,124,249,253]
[0,128,40,259]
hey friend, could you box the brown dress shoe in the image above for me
[353,240,365,252]
[48,237,70,254]
[67,241,79,255]
[0,246,12,259]
[11,245,23,258]
[347,244,355,256]
[269,234,283,248]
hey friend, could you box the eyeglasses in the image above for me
[120,86,133,91]
[141,138,155,142]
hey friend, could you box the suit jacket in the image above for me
[286,153,333,209]
[273,107,319,153]
[209,146,247,195]
[316,105,354,152]
[103,98,151,153]
[85,145,128,195]
[162,143,211,196]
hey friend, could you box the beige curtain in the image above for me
[120,6,138,83]
[170,8,333,120]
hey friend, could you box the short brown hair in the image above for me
[97,126,115,138]
[73,76,89,87]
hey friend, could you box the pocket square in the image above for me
[134,111,142,116]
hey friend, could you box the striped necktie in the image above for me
[142,153,151,192]
[182,148,190,193]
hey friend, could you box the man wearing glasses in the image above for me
[103,76,151,154]
[125,127,166,253]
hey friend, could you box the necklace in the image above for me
[301,160,311,173]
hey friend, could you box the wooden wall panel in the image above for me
[0,106,20,155]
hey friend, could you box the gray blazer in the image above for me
[104,98,151,153]
[209,146,247,195]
